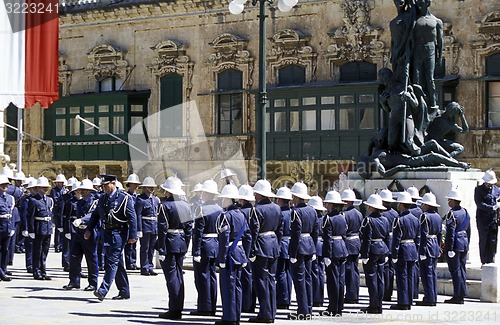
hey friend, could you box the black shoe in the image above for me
[415,301,436,307]
[215,321,239,325]
[276,304,289,309]
[43,275,52,281]
[190,310,216,316]
[159,311,182,320]
[444,297,464,304]
[149,270,158,276]
[84,285,96,291]
[360,307,382,314]
[0,275,12,282]
[313,302,323,307]
[34,275,45,280]
[248,317,274,323]
[63,284,80,290]
[112,295,130,300]
[5,271,12,276]
[26,267,33,273]
[390,304,411,310]
[99,267,105,271]
[94,290,105,301]
[63,267,70,272]
[80,272,88,278]
[140,271,150,276]
[382,297,392,302]
[344,299,359,304]
[126,265,138,270]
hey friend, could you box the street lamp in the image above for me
[228,0,299,180]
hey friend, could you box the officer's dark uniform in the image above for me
[28,192,54,280]
[289,202,318,317]
[67,194,99,290]
[135,192,160,275]
[360,211,390,313]
[276,204,292,309]
[86,175,137,300]
[322,208,348,316]
[409,205,423,299]
[418,207,442,305]
[249,197,283,321]
[19,191,33,272]
[62,191,79,271]
[216,203,251,324]
[6,184,22,266]
[192,200,222,315]
[474,183,499,264]
[381,206,398,301]
[239,201,256,313]
[312,210,325,307]
[156,194,192,319]
[445,205,471,303]
[343,205,363,303]
[50,184,66,253]
[124,189,138,270]
[392,210,420,309]
[0,191,15,281]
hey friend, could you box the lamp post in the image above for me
[228,0,298,180]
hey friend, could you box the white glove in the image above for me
[420,255,427,261]
[384,256,389,263]
[242,263,247,268]
[312,254,317,261]
[290,258,297,264]
[495,203,500,211]
[193,256,201,263]
[9,230,15,237]
[22,230,29,237]
[57,227,64,232]
[65,233,71,240]
[392,258,398,264]
[324,257,332,267]
[72,219,82,228]
[137,231,143,238]
[362,258,369,264]
[29,233,35,239]
[158,255,165,262]
[219,263,226,269]
[249,256,256,263]
[448,251,456,258]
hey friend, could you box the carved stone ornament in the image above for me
[472,11,500,75]
[442,23,462,75]
[58,52,72,97]
[326,0,386,80]
[267,29,317,83]
[85,44,130,81]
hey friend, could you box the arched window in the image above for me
[487,52,500,128]
[217,69,243,135]
[160,73,183,137]
[278,65,306,86]
[339,61,377,82]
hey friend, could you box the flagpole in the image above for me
[17,107,23,172]
[2,122,49,145]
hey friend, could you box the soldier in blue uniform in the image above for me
[51,174,67,253]
[20,177,36,273]
[474,170,500,265]
[391,191,420,310]
[238,184,256,313]
[11,171,26,255]
[135,177,160,276]
[5,168,22,268]
[191,179,222,316]
[63,179,99,291]
[341,188,363,304]
[0,175,15,281]
[416,192,442,307]
[274,187,293,310]
[360,194,390,314]
[308,195,326,308]
[288,182,318,319]
[444,188,470,304]
[407,186,423,300]
[62,181,80,272]
[379,189,398,302]
[215,184,251,325]
[248,179,282,323]
[322,190,348,316]
[124,173,141,270]
[84,174,138,301]
[92,177,105,271]
[156,176,193,320]
[28,176,54,280]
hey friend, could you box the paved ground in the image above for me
[1,249,500,325]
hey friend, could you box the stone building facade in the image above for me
[3,0,500,193]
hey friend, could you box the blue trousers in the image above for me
[69,231,98,287]
[139,232,157,272]
[362,254,385,310]
[124,242,137,268]
[220,265,243,321]
[33,234,51,277]
[477,217,498,264]
[312,257,325,305]
[193,257,217,313]
[276,258,292,306]
[8,222,18,264]
[395,260,415,306]
[383,255,395,300]
[61,234,71,269]
[345,254,360,301]
[447,251,467,298]
[0,234,10,276]
[419,256,438,303]
[241,261,256,312]
[290,254,313,316]
[97,229,130,298]
[160,253,186,312]
[325,258,346,314]
[253,256,278,320]
[25,236,33,271]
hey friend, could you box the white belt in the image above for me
[142,216,157,221]
[229,240,243,246]
[347,235,359,240]
[282,236,290,240]
[331,235,343,240]
[371,238,383,242]
[300,233,311,238]
[259,231,275,237]
[401,239,414,243]
[426,234,437,238]
[35,217,51,221]
[0,214,12,219]
[457,230,467,235]
[167,229,184,234]
[388,232,393,236]
[203,233,218,238]
[78,225,88,230]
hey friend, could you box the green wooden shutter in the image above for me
[160,73,183,137]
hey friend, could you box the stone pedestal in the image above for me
[481,263,500,302]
